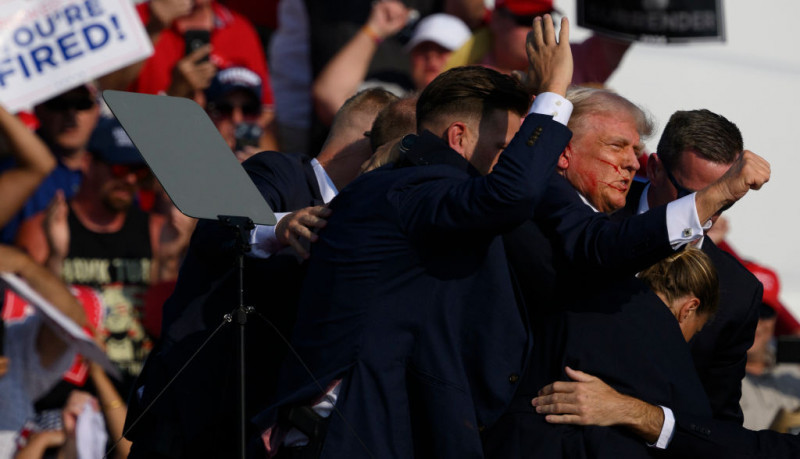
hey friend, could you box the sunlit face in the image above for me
[662,150,732,224]
[561,112,642,213]
[208,90,261,151]
[463,110,522,175]
[747,315,777,361]
[409,41,453,90]
[91,159,147,212]
[35,89,100,154]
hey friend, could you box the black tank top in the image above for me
[62,205,152,287]
[61,205,154,389]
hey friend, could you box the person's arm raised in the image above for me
[695,150,770,222]
[0,105,56,226]
[526,15,572,97]
[311,0,409,125]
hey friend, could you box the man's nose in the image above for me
[62,107,78,123]
[231,107,245,124]
[622,147,640,172]
[121,170,139,185]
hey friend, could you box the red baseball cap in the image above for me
[495,0,554,17]
[744,260,784,312]
[743,259,800,335]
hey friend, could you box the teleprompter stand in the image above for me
[103,90,277,459]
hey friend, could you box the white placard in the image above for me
[0,0,153,112]
[0,272,119,378]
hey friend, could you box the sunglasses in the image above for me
[42,97,95,111]
[664,165,694,200]
[208,101,261,119]
[665,161,734,213]
[109,164,150,181]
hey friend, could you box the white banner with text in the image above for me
[0,0,152,111]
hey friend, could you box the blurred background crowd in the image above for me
[0,0,798,457]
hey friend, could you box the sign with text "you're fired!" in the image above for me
[0,0,152,112]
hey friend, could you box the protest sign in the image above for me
[0,0,153,111]
[577,0,724,43]
[1,272,119,378]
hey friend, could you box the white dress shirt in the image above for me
[637,182,712,249]
[248,158,337,258]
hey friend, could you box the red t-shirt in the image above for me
[220,0,278,29]
[133,2,274,106]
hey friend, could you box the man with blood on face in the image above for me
[557,86,651,213]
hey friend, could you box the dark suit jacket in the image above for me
[485,176,715,458]
[614,181,762,423]
[126,152,323,458]
[484,277,713,459]
[254,114,572,458]
[503,174,677,319]
[667,412,800,458]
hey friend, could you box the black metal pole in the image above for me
[218,215,254,459]
[237,248,247,459]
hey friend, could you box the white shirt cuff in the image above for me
[247,212,290,258]
[648,406,676,449]
[665,193,705,250]
[528,92,573,126]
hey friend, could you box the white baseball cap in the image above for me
[404,13,472,53]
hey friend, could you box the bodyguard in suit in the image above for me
[612,109,763,423]
[254,16,574,458]
[126,89,398,458]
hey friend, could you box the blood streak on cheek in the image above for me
[600,181,626,192]
[598,159,623,176]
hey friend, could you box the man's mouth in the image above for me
[600,179,629,193]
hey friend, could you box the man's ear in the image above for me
[446,121,468,156]
[677,297,700,323]
[646,152,662,183]
[557,143,572,172]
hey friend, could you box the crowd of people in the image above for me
[0,0,799,458]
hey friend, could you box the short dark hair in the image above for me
[639,247,720,318]
[370,95,418,153]
[416,66,529,132]
[657,109,743,171]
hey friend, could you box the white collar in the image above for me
[310,158,338,203]
[577,191,600,213]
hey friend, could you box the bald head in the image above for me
[317,88,399,189]
[321,88,399,155]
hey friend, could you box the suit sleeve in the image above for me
[533,174,675,276]
[242,152,304,212]
[394,114,572,237]
[667,412,800,459]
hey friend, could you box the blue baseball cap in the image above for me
[87,116,145,165]
[205,67,263,105]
